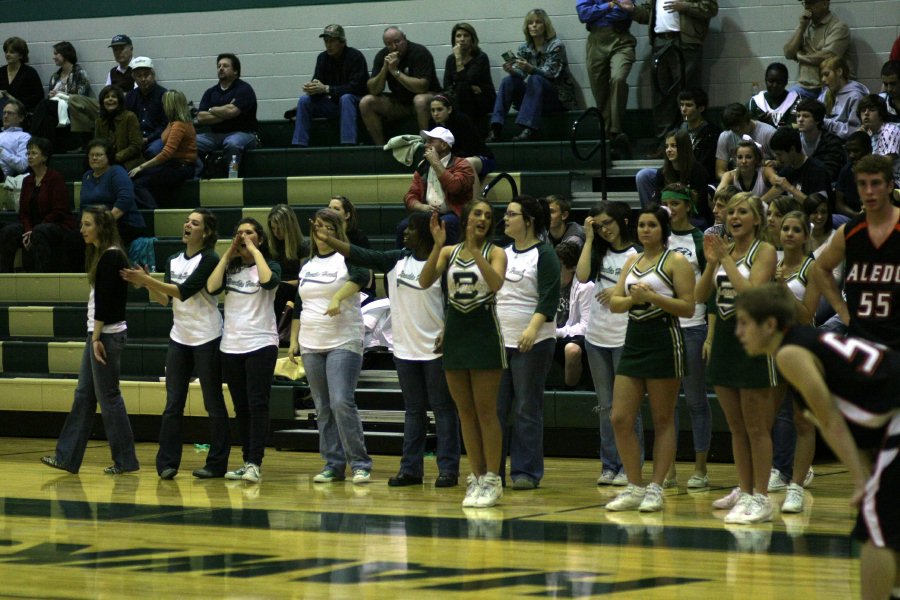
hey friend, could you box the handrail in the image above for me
[652,44,686,98]
[570,107,607,202]
[480,171,519,200]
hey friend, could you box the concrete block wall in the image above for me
[2,0,896,123]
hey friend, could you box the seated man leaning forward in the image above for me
[360,26,439,146]
[292,24,368,147]
[396,126,474,247]
[195,53,258,172]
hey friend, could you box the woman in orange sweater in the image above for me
[129,90,197,208]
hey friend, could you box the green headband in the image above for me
[661,189,696,214]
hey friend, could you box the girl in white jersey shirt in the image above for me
[313,211,460,488]
[575,201,642,487]
[496,196,561,490]
[121,209,230,480]
[206,218,281,484]
[420,200,507,508]
[293,209,372,485]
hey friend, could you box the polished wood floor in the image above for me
[0,437,862,599]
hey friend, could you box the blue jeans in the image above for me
[491,75,565,132]
[772,390,796,478]
[585,341,643,473]
[302,349,372,473]
[54,333,138,473]
[635,167,658,209]
[221,345,277,466]
[789,84,821,100]
[196,131,258,165]
[497,338,555,485]
[677,324,711,454]
[156,338,231,475]
[395,212,459,249]
[394,356,460,477]
[292,93,361,146]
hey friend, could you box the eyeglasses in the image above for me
[504,211,522,218]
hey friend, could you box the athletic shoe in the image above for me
[723,492,754,524]
[612,471,628,486]
[686,474,709,489]
[462,474,480,507]
[242,463,261,483]
[41,456,75,474]
[104,465,139,475]
[474,473,503,508]
[712,487,742,510]
[435,473,458,488]
[781,483,805,513]
[662,478,678,489]
[596,469,617,485]
[313,468,345,483]
[741,494,774,524]
[225,464,247,480]
[388,472,423,487]
[352,469,371,485]
[803,467,815,488]
[639,483,664,512]
[767,468,787,492]
[511,478,537,490]
[159,467,177,480]
[605,484,646,511]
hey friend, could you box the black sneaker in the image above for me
[388,472,423,487]
[104,465,139,475]
[41,456,75,474]
[435,473,459,488]
[159,467,178,480]
[192,467,224,479]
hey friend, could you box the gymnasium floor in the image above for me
[0,437,861,599]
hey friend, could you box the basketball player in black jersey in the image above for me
[735,283,900,600]
[815,155,900,350]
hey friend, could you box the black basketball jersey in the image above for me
[779,326,900,448]
[842,212,900,350]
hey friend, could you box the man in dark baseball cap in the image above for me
[106,34,135,89]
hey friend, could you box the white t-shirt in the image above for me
[219,260,281,354]
[668,228,707,328]
[585,245,638,347]
[166,249,223,346]
[297,252,365,352]
[655,0,680,33]
[386,252,444,361]
[496,242,560,349]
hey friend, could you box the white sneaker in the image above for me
[767,468,787,492]
[712,487,742,510]
[597,469,617,485]
[723,492,754,524]
[803,467,814,488]
[686,474,709,489]
[612,471,628,486]
[352,469,371,485]
[225,464,247,480]
[639,483,664,512]
[741,493,774,524]
[241,462,260,483]
[474,473,503,508]
[662,478,678,489]
[605,484,646,511]
[462,474,480,507]
[781,483,805,513]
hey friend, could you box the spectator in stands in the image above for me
[763,127,831,204]
[428,94,495,187]
[30,42,94,147]
[794,97,845,182]
[442,23,495,134]
[105,35,134,89]
[858,94,900,186]
[291,24,368,148]
[678,88,720,185]
[632,0,719,142]
[636,129,710,225]
[196,53,258,172]
[120,209,231,481]
[125,57,167,158]
[715,102,776,180]
[834,130,871,216]
[0,37,44,113]
[763,194,802,248]
[748,62,798,128]
[0,136,74,272]
[554,241,592,388]
[716,140,776,199]
[577,0,637,157]
[291,209,373,485]
[546,195,585,248]
[40,205,138,475]
[327,195,374,302]
[487,8,575,142]
[360,27,439,146]
[206,218,281,484]
[397,126,475,247]
[95,85,143,171]
[817,54,868,140]
[880,60,899,120]
[129,90,198,208]
[266,204,309,329]
[783,0,849,100]
[0,99,30,178]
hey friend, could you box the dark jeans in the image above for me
[652,40,703,139]
[0,221,66,272]
[394,356,460,477]
[156,338,231,475]
[491,75,566,132]
[221,345,278,466]
[133,160,195,208]
[54,332,139,473]
[772,389,797,478]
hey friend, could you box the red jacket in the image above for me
[18,168,76,232]
[403,155,475,217]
